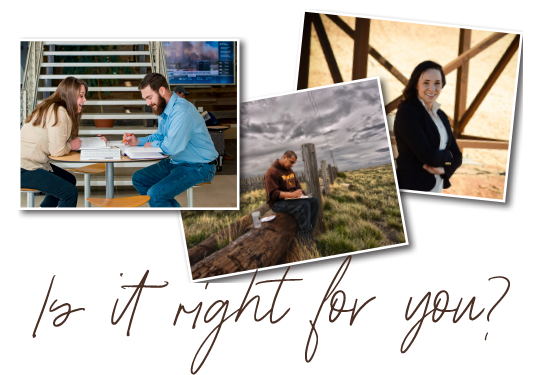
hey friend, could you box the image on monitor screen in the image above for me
[163,41,235,85]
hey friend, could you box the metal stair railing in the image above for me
[21,41,44,125]
[149,41,169,84]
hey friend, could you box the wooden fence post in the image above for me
[301,143,326,233]
[321,160,330,195]
[327,164,334,185]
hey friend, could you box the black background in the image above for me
[19,9,526,374]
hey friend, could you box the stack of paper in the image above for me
[124,146,165,160]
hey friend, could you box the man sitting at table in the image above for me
[123,73,218,207]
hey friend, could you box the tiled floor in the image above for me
[20,174,238,209]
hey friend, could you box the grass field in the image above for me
[181,163,406,260]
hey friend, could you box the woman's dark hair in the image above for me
[25,76,87,140]
[398,61,446,109]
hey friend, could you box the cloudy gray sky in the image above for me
[240,79,392,178]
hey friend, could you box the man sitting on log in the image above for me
[264,151,319,243]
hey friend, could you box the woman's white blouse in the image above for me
[418,98,448,193]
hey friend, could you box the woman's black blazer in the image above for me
[393,98,462,191]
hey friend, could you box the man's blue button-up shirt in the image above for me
[138,93,218,164]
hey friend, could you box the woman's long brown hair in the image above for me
[25,76,88,140]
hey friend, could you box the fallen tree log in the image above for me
[187,203,271,266]
[191,212,297,280]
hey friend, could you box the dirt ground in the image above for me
[307,15,520,198]
[442,164,506,200]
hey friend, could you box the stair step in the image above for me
[42,62,151,67]
[78,125,158,135]
[38,99,146,106]
[40,74,146,79]
[44,41,148,45]
[82,113,156,120]
[39,86,141,92]
[44,51,150,56]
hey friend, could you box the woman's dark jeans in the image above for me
[21,164,78,207]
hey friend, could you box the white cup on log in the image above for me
[251,211,261,228]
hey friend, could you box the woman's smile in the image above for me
[417,69,442,108]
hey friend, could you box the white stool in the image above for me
[186,183,211,208]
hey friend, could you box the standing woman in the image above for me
[21,77,87,207]
[393,60,462,193]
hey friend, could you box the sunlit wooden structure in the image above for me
[297,13,521,151]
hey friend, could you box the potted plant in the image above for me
[58,45,134,128]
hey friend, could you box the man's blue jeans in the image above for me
[21,164,78,207]
[132,159,216,207]
[272,196,319,235]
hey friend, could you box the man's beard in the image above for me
[151,93,167,115]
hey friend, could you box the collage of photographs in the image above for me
[20,13,521,283]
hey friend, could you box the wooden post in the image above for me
[352,18,371,80]
[321,160,330,195]
[301,143,326,233]
[333,166,338,180]
[297,12,312,90]
[327,164,334,185]
[453,28,472,138]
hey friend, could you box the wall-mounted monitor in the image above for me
[163,41,236,85]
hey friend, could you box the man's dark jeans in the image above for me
[272,196,319,235]
[21,164,78,207]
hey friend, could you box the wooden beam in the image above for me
[326,14,408,86]
[453,28,472,138]
[312,13,343,83]
[459,134,509,142]
[352,18,371,80]
[369,47,409,85]
[456,139,509,151]
[458,34,520,133]
[444,32,507,74]
[385,32,508,114]
[297,12,313,90]
[326,14,354,37]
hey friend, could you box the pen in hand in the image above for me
[122,134,134,144]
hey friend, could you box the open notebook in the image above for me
[78,137,121,149]
[285,193,313,200]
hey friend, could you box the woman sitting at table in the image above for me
[393,60,462,193]
[21,76,88,207]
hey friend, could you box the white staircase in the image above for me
[21,41,169,187]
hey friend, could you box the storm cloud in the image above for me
[240,79,393,177]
